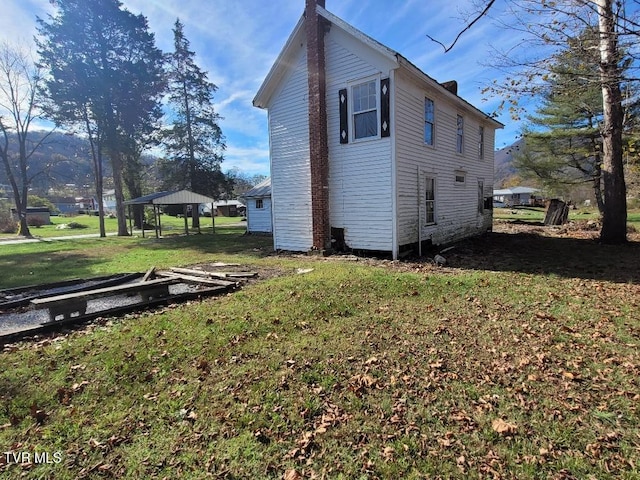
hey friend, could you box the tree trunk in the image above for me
[85,113,106,237]
[1,149,31,238]
[592,155,605,215]
[191,203,200,229]
[544,199,569,225]
[110,151,129,236]
[123,154,144,229]
[597,0,627,244]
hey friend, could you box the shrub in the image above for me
[27,216,46,228]
[0,218,17,234]
[67,222,89,230]
[0,202,17,233]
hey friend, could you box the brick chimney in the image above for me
[305,0,331,252]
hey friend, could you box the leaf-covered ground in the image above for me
[1,224,639,479]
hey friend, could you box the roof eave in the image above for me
[253,16,305,109]
[316,5,399,65]
[396,55,504,129]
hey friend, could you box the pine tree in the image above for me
[37,0,165,236]
[517,28,605,211]
[162,19,225,228]
[516,25,638,214]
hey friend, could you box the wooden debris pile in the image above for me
[153,266,258,288]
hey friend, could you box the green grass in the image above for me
[0,214,244,239]
[494,207,640,230]
[0,227,269,288]
[0,230,639,479]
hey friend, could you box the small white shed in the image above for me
[243,177,272,233]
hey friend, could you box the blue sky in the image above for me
[4,0,547,176]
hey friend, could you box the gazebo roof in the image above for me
[124,190,216,205]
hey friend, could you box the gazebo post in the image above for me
[140,207,145,238]
[154,205,159,239]
[211,203,215,234]
[157,205,163,237]
[183,204,189,235]
[128,205,133,235]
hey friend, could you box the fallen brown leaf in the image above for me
[492,418,517,435]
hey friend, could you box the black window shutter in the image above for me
[339,88,348,144]
[380,78,390,137]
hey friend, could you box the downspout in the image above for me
[390,69,398,260]
[417,165,421,257]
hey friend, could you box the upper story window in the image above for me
[352,80,378,140]
[456,115,464,154]
[478,126,485,159]
[424,97,435,145]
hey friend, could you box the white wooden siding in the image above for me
[247,198,272,233]
[394,70,495,247]
[268,46,313,251]
[325,28,395,251]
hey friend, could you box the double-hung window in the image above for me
[424,97,435,145]
[425,177,435,225]
[352,80,378,140]
[456,115,464,154]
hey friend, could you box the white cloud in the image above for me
[4,0,532,174]
[222,144,270,176]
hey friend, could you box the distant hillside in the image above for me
[494,138,524,187]
[0,131,157,195]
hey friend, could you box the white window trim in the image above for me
[424,97,435,147]
[456,114,464,155]
[348,74,381,143]
[424,175,436,226]
[454,170,466,186]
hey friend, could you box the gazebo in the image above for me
[123,190,217,238]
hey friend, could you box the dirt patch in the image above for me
[301,221,640,284]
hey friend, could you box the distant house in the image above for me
[243,177,272,233]
[102,189,117,213]
[75,196,98,214]
[493,187,540,207]
[212,200,245,217]
[253,0,503,258]
[49,196,77,215]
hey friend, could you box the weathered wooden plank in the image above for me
[157,271,237,287]
[169,267,256,279]
[31,278,177,306]
[169,267,214,277]
[142,266,156,282]
[210,272,258,279]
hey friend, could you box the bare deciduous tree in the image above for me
[0,42,53,237]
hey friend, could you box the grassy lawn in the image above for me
[0,226,268,289]
[494,207,640,231]
[1,229,639,478]
[0,214,244,239]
